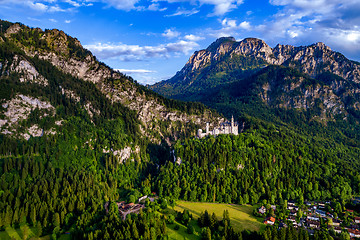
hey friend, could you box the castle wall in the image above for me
[198,119,239,138]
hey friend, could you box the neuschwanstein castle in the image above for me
[198,116,239,138]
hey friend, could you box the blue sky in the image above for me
[1,0,360,84]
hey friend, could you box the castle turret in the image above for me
[231,115,234,128]
[198,129,203,138]
[206,122,209,134]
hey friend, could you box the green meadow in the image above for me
[173,201,264,233]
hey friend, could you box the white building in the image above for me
[198,116,239,138]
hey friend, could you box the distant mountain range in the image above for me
[151,37,360,122]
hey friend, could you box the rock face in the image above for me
[170,37,360,86]
[0,94,55,138]
[151,37,360,120]
[0,21,222,142]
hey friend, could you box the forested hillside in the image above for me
[156,122,360,204]
[0,20,220,239]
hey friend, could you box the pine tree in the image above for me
[210,212,217,229]
[203,227,211,240]
[53,212,60,227]
[131,221,139,239]
[222,209,230,224]
[12,208,19,225]
[160,220,167,235]
[35,221,42,237]
[30,206,36,225]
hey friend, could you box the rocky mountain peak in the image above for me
[179,37,360,84]
[233,37,272,58]
[206,36,236,52]
[313,42,330,50]
[5,23,21,37]
[151,37,360,121]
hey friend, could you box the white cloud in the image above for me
[49,18,57,22]
[0,0,72,12]
[64,0,81,7]
[211,1,237,16]
[346,31,360,42]
[239,21,251,30]
[65,20,72,24]
[147,3,167,11]
[287,30,299,38]
[99,0,140,11]
[162,29,180,39]
[161,0,244,16]
[165,7,199,17]
[26,1,48,11]
[184,34,204,41]
[222,18,237,28]
[84,40,199,61]
[48,5,66,12]
[208,18,252,38]
[0,0,242,15]
[116,69,156,74]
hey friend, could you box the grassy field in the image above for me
[166,219,202,240]
[174,201,265,233]
[1,202,263,240]
[0,226,70,240]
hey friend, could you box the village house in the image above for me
[260,199,360,237]
[347,229,360,238]
[104,201,145,220]
[317,203,326,209]
[264,217,276,225]
[258,206,266,214]
[307,220,320,229]
[333,226,342,234]
[138,195,147,203]
[288,216,297,225]
[307,214,320,221]
[315,209,327,218]
[289,210,297,216]
[328,225,342,234]
[329,219,342,226]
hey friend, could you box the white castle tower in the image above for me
[197,116,239,138]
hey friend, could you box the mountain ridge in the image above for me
[0,20,224,144]
[150,37,360,121]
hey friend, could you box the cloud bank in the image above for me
[85,40,199,61]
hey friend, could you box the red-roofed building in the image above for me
[347,229,360,238]
[264,217,275,225]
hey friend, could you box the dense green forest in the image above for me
[155,121,360,205]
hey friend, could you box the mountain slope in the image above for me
[151,37,360,122]
[0,21,223,144]
[0,20,228,238]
